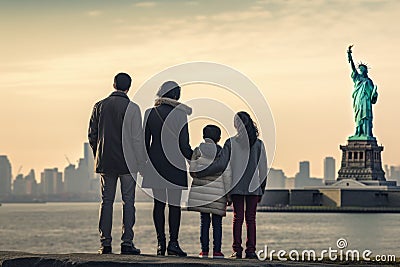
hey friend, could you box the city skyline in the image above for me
[1,147,335,186]
[1,1,400,177]
[0,142,98,199]
[1,141,336,183]
[3,142,400,202]
[2,141,400,186]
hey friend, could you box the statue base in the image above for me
[348,134,376,141]
[337,138,386,181]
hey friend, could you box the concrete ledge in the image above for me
[258,206,400,213]
[0,251,396,267]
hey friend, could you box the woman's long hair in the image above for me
[235,111,259,147]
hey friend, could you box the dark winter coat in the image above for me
[88,91,145,174]
[142,97,193,189]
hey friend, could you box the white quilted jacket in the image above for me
[188,141,232,216]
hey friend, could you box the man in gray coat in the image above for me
[88,73,145,255]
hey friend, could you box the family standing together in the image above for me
[88,73,268,259]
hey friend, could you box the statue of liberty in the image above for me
[347,45,378,140]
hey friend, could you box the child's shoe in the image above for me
[230,251,242,259]
[213,251,224,258]
[199,251,209,258]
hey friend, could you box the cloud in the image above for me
[87,10,103,17]
[185,1,199,6]
[210,10,271,22]
[113,19,124,24]
[134,2,157,8]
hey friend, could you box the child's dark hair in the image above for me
[203,125,221,143]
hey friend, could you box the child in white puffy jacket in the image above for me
[188,125,232,258]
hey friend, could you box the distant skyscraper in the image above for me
[64,164,78,193]
[294,161,322,188]
[0,155,12,196]
[84,142,95,179]
[63,143,94,195]
[324,157,336,180]
[25,169,37,195]
[298,161,310,179]
[41,168,63,195]
[267,168,287,189]
[64,158,90,194]
[13,174,26,195]
[389,166,400,184]
[77,158,90,193]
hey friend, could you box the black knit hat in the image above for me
[157,81,181,100]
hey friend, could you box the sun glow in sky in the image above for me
[1,0,400,178]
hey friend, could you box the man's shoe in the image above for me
[121,245,141,255]
[157,239,166,256]
[167,241,187,257]
[230,251,242,259]
[245,252,258,259]
[98,246,112,254]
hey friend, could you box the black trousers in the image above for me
[152,188,182,242]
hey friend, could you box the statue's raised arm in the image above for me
[347,45,357,74]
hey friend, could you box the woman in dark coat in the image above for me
[143,81,193,257]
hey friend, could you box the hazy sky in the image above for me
[1,0,400,179]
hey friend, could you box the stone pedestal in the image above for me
[337,139,386,181]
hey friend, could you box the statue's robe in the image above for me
[351,71,378,134]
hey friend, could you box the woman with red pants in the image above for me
[192,111,268,259]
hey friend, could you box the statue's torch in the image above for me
[347,44,353,63]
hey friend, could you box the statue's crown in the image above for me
[357,61,370,69]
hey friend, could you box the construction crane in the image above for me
[64,155,72,165]
[17,165,23,175]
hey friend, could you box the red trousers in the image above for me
[231,194,259,254]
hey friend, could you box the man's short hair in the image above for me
[114,73,132,91]
[203,125,221,143]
